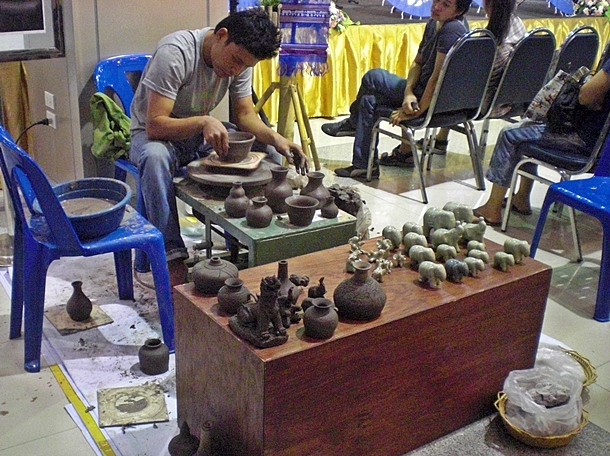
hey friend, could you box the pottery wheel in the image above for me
[187,157,273,187]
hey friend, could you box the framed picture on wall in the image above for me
[0,0,64,62]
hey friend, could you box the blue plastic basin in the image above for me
[52,178,132,239]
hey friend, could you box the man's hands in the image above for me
[203,117,231,160]
[277,138,309,175]
[389,96,421,126]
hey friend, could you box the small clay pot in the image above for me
[66,280,93,322]
[224,181,250,218]
[246,196,273,228]
[285,195,319,226]
[217,278,250,314]
[191,256,239,295]
[265,166,293,213]
[321,196,339,219]
[225,131,255,163]
[138,338,170,375]
[300,171,330,206]
[303,298,338,339]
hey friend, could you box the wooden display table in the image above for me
[174,238,551,455]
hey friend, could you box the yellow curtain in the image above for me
[254,16,610,125]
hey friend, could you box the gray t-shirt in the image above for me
[130,27,252,134]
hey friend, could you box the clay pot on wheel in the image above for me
[225,131,256,163]
[138,338,170,375]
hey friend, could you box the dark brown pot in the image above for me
[265,166,293,213]
[217,278,250,315]
[300,171,330,206]
[168,421,199,456]
[138,338,170,375]
[321,195,339,219]
[303,298,338,339]
[224,181,250,218]
[191,256,239,295]
[246,196,273,228]
[66,280,93,322]
[333,261,386,321]
[285,195,319,226]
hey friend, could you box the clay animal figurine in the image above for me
[409,245,435,269]
[503,238,530,264]
[402,221,424,237]
[466,240,486,253]
[444,258,469,283]
[403,232,428,253]
[462,217,487,244]
[493,251,515,272]
[464,257,486,277]
[372,259,392,282]
[468,248,490,264]
[422,207,456,238]
[393,251,407,268]
[430,222,464,251]
[278,289,302,327]
[302,277,327,311]
[382,225,402,249]
[418,261,447,289]
[435,244,457,262]
[443,201,474,224]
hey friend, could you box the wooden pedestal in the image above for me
[174,238,551,455]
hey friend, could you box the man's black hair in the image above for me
[215,9,281,60]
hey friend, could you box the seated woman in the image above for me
[382,0,526,165]
[321,0,472,178]
[474,57,610,226]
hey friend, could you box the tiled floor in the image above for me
[0,116,609,455]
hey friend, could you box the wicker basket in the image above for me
[560,347,597,387]
[494,392,589,448]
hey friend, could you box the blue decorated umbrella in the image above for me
[548,0,575,15]
[383,0,431,19]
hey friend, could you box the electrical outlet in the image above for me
[46,110,56,129]
[44,91,55,110]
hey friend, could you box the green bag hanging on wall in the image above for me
[90,92,131,160]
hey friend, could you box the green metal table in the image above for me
[174,178,357,268]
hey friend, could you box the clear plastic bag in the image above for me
[535,344,586,385]
[503,366,583,437]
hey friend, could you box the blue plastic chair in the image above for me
[93,54,151,272]
[0,125,174,372]
[530,134,610,322]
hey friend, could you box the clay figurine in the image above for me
[443,201,474,224]
[302,277,326,311]
[423,207,456,238]
[403,232,428,254]
[464,257,486,277]
[430,222,464,251]
[402,221,424,236]
[493,252,515,272]
[444,258,469,283]
[382,225,402,249]
[466,240,486,253]
[409,245,435,269]
[278,289,302,327]
[462,217,487,244]
[228,276,288,348]
[468,248,490,264]
[418,261,447,289]
[435,244,457,262]
[372,259,392,282]
[504,238,530,264]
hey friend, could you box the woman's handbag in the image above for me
[546,67,590,135]
[524,70,569,122]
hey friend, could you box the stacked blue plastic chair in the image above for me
[93,54,151,272]
[530,133,610,322]
[0,125,174,372]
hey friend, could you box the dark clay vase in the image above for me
[168,421,200,456]
[224,181,250,218]
[265,165,293,213]
[246,196,273,228]
[300,171,330,206]
[191,256,239,295]
[321,195,339,219]
[138,338,170,375]
[303,298,338,339]
[66,280,93,322]
[277,259,302,304]
[333,261,387,321]
[217,277,250,315]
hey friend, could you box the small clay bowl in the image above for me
[225,131,256,163]
[285,195,319,226]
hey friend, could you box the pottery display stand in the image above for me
[254,75,321,170]
[174,238,552,455]
[174,178,356,267]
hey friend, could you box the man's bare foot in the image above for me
[168,258,188,287]
[472,205,502,227]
